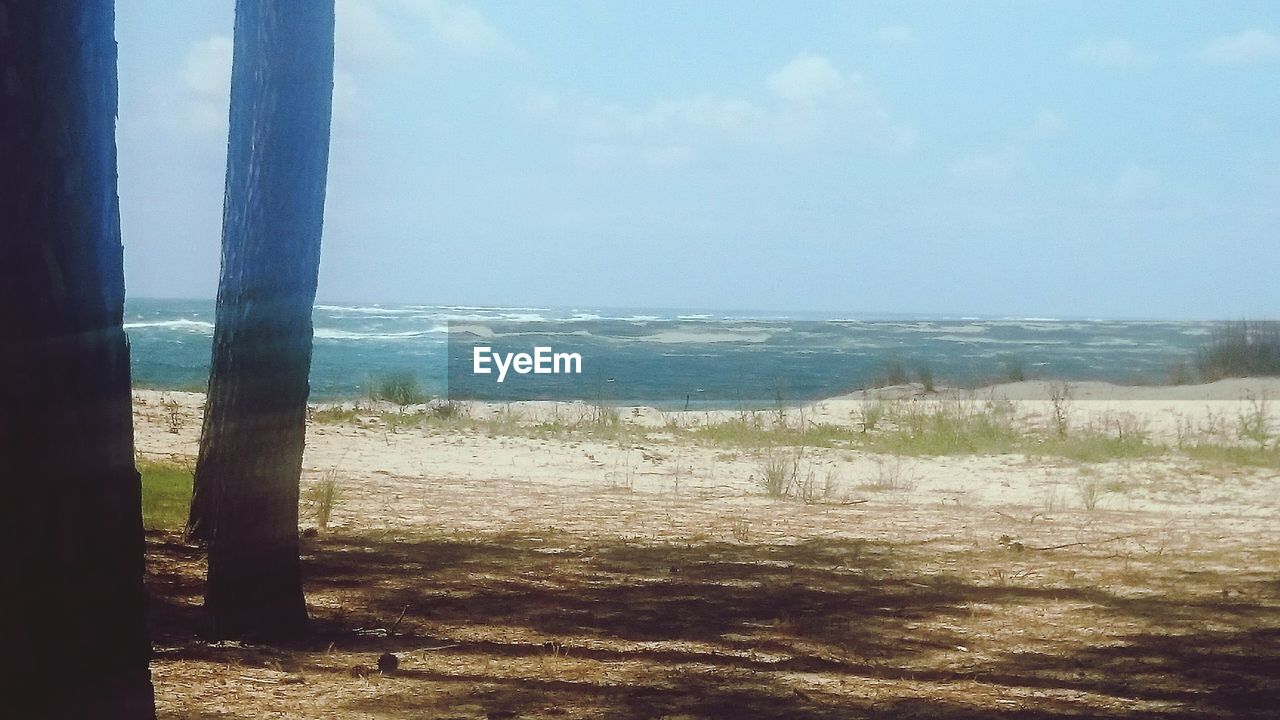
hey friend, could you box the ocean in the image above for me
[125,298,1216,408]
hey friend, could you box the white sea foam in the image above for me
[434,312,549,323]
[1082,337,1141,347]
[124,319,214,332]
[933,334,1069,345]
[315,304,423,315]
[450,324,495,338]
[880,321,987,334]
[1001,321,1090,332]
[633,330,773,344]
[469,328,595,340]
[314,326,447,340]
[941,323,988,334]
[436,305,550,312]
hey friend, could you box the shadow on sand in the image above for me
[146,531,1279,719]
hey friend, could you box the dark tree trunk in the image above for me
[188,0,334,641]
[0,2,156,717]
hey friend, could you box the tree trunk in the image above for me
[0,2,156,717]
[188,0,335,641]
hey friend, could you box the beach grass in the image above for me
[1197,320,1280,382]
[690,418,857,448]
[1183,443,1280,469]
[304,467,343,530]
[139,459,193,531]
[865,399,1021,455]
[367,371,427,405]
[306,391,1278,469]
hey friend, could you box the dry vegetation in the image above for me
[134,383,1280,719]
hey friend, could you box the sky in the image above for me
[115,1,1279,319]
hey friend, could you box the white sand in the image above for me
[132,379,1279,542]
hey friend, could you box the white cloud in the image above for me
[876,26,917,45]
[951,110,1067,182]
[413,0,507,54]
[1111,165,1161,204]
[183,36,232,96]
[387,0,511,56]
[1200,29,1280,65]
[1073,38,1155,69]
[335,0,510,133]
[337,0,412,69]
[336,0,512,60]
[770,59,914,149]
[766,54,845,103]
[532,54,914,167]
[179,35,232,136]
[574,95,765,139]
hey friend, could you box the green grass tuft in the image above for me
[1183,443,1280,469]
[139,460,193,531]
[1196,320,1280,382]
[865,400,1021,456]
[691,419,857,449]
[368,372,427,405]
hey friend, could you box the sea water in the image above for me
[124,298,1215,408]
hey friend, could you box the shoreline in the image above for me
[134,375,1280,414]
[133,376,1280,454]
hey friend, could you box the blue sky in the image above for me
[116,1,1279,318]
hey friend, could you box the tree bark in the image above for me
[0,2,156,717]
[188,0,334,641]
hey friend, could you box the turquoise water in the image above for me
[125,298,1214,407]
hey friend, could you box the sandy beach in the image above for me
[136,379,1280,525]
[133,379,1279,718]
